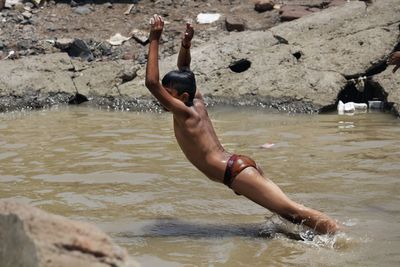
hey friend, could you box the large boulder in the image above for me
[0,53,76,97]
[0,52,148,111]
[0,52,143,98]
[0,200,138,267]
[375,69,400,117]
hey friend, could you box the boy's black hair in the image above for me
[162,69,196,106]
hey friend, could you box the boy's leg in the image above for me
[230,167,339,234]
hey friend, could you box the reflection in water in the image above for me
[1,106,400,266]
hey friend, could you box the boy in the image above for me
[145,14,339,235]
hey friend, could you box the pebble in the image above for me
[22,11,32,19]
[70,0,77,7]
[55,38,74,50]
[74,6,92,15]
[104,2,113,9]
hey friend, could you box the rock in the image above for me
[0,200,138,267]
[0,54,144,100]
[122,52,135,60]
[4,0,22,8]
[16,39,31,50]
[21,11,32,19]
[104,2,113,9]
[31,0,42,6]
[14,2,25,12]
[74,6,92,15]
[67,39,94,61]
[107,33,131,46]
[124,4,134,15]
[24,1,34,9]
[254,0,275,13]
[0,0,4,11]
[20,19,31,25]
[225,16,246,32]
[130,29,149,45]
[374,67,400,117]
[118,66,138,83]
[95,42,113,57]
[279,5,315,21]
[55,38,74,50]
[0,53,76,96]
[71,60,141,97]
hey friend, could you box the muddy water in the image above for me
[1,106,399,266]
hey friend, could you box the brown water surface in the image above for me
[1,106,399,266]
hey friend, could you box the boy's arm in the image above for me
[177,23,203,101]
[145,14,188,113]
[177,23,193,70]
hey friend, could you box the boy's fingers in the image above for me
[150,14,158,25]
[152,14,163,26]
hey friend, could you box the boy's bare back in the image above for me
[172,97,230,182]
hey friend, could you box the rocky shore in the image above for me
[0,0,399,116]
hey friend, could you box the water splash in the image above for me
[258,215,358,250]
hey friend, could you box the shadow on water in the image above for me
[119,217,313,242]
[114,216,357,250]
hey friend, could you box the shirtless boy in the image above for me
[145,14,339,235]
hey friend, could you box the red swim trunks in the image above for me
[223,154,259,188]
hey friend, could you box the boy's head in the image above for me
[162,69,196,106]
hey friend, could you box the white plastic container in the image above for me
[337,101,367,115]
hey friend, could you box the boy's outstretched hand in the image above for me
[182,23,194,48]
[387,51,400,73]
[149,14,164,41]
